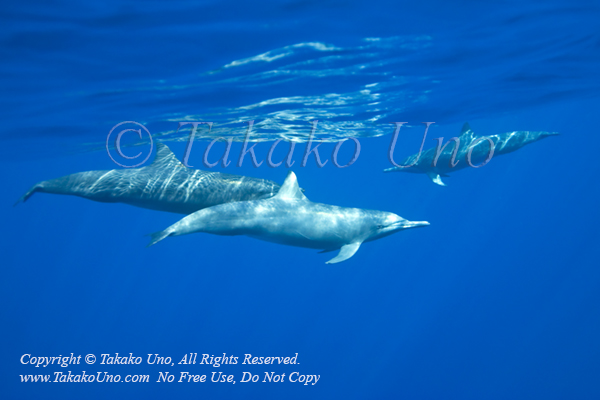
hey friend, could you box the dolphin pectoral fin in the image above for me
[325,243,361,264]
[426,172,447,186]
[147,229,174,247]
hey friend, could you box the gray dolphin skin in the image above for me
[148,171,429,264]
[384,123,559,186]
[16,143,280,214]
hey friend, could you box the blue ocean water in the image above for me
[2,0,600,399]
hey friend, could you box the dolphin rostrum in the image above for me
[147,171,429,264]
[16,143,280,214]
[384,123,559,186]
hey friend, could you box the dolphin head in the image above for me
[523,130,560,143]
[514,130,560,146]
[366,212,429,242]
[540,131,560,139]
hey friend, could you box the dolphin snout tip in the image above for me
[407,221,430,229]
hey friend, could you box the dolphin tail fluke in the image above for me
[147,229,174,247]
[14,184,41,206]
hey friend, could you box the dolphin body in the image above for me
[16,143,280,214]
[148,171,429,264]
[384,123,559,186]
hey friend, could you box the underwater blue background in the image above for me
[2,0,600,398]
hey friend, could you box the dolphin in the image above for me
[16,143,280,214]
[147,171,429,264]
[384,123,559,186]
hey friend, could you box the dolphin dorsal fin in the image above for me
[460,122,472,135]
[458,122,476,143]
[275,171,308,201]
[150,143,185,168]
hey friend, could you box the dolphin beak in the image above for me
[402,220,430,229]
[542,131,560,138]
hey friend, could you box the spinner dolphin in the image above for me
[148,171,429,264]
[16,143,280,214]
[384,123,559,186]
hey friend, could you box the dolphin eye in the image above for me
[377,225,384,229]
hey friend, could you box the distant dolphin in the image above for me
[384,123,559,186]
[16,143,280,214]
[148,171,429,264]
